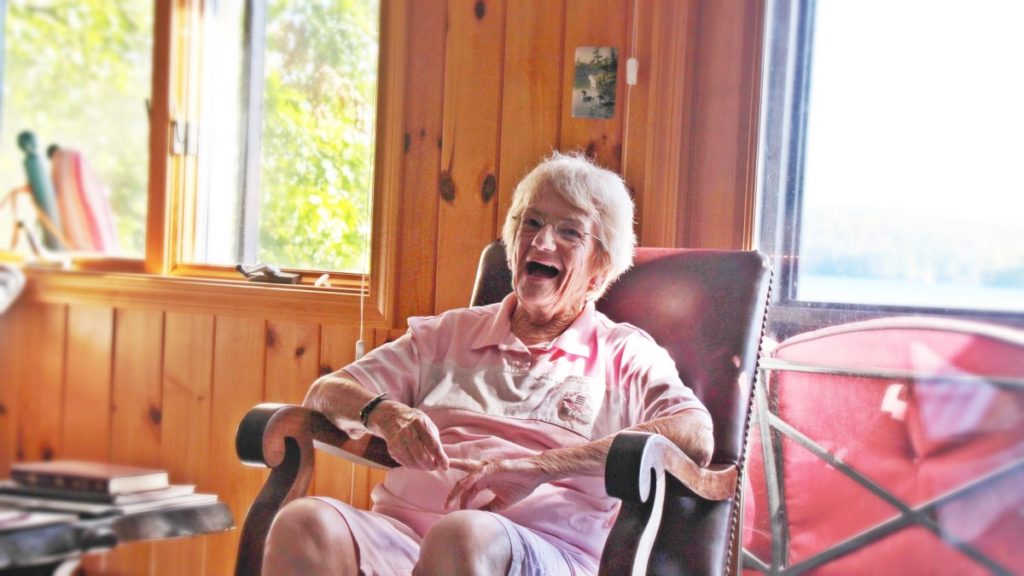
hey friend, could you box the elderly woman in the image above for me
[263,152,713,575]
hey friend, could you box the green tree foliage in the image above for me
[0,0,152,255]
[257,0,379,273]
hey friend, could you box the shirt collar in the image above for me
[470,294,596,358]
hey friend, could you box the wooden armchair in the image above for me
[234,241,771,575]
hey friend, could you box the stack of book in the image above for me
[0,460,217,518]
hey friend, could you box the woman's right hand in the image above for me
[367,401,449,471]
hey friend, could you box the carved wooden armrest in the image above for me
[233,403,397,576]
[601,431,738,576]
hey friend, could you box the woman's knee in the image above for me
[264,498,357,575]
[270,498,348,542]
[416,510,512,575]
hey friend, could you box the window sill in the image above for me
[19,263,387,326]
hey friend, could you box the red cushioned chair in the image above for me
[234,240,772,575]
[743,317,1024,575]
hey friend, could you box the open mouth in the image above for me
[526,260,560,279]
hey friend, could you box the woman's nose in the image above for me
[531,223,558,250]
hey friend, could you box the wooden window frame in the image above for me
[19,0,406,327]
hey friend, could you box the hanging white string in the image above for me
[356,3,383,361]
[622,0,640,172]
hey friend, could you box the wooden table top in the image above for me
[0,501,233,573]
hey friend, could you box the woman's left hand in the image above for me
[445,458,553,512]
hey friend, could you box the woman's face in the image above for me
[511,187,606,322]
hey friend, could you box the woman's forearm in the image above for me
[303,370,381,437]
[531,409,715,481]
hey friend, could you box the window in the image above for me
[0,0,380,278]
[0,0,154,257]
[757,0,1024,337]
[191,0,380,274]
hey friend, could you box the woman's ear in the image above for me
[587,273,607,299]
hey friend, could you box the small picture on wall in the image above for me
[572,46,618,119]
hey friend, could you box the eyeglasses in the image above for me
[515,212,601,247]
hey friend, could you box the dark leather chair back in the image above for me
[471,240,772,575]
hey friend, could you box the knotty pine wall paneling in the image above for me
[0,307,17,474]
[620,0,655,244]
[680,0,765,249]
[61,310,114,576]
[264,320,321,406]
[394,0,446,322]
[495,0,565,216]
[106,308,165,574]
[205,315,268,576]
[16,303,66,464]
[61,306,114,462]
[154,312,215,575]
[559,0,629,173]
[632,0,700,248]
[434,0,507,312]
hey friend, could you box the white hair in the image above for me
[501,151,636,299]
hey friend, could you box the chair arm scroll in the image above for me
[605,431,737,503]
[600,432,738,576]
[233,403,399,576]
[235,403,374,468]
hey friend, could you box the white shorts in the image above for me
[312,497,596,576]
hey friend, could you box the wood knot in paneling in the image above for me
[404,133,411,153]
[295,346,306,358]
[439,171,456,202]
[0,403,6,416]
[474,0,486,19]
[481,174,497,203]
[149,406,162,425]
[266,329,278,349]
[41,446,54,461]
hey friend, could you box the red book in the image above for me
[11,460,169,495]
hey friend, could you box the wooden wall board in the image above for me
[107,307,165,574]
[620,0,654,244]
[496,0,566,220]
[61,305,114,462]
[206,315,267,576]
[16,302,66,463]
[0,304,23,474]
[559,0,629,173]
[637,0,699,248]
[153,312,214,575]
[394,0,446,322]
[434,0,507,313]
[682,0,764,249]
[264,320,321,405]
[313,324,363,503]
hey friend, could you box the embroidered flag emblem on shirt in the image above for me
[559,390,593,424]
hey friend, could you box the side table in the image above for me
[0,502,233,575]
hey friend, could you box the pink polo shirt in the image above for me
[343,294,707,564]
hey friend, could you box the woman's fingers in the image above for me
[386,411,449,471]
[445,465,491,510]
[416,418,449,470]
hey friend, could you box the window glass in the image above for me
[759,0,1024,325]
[798,0,1024,312]
[0,0,153,257]
[192,0,380,274]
